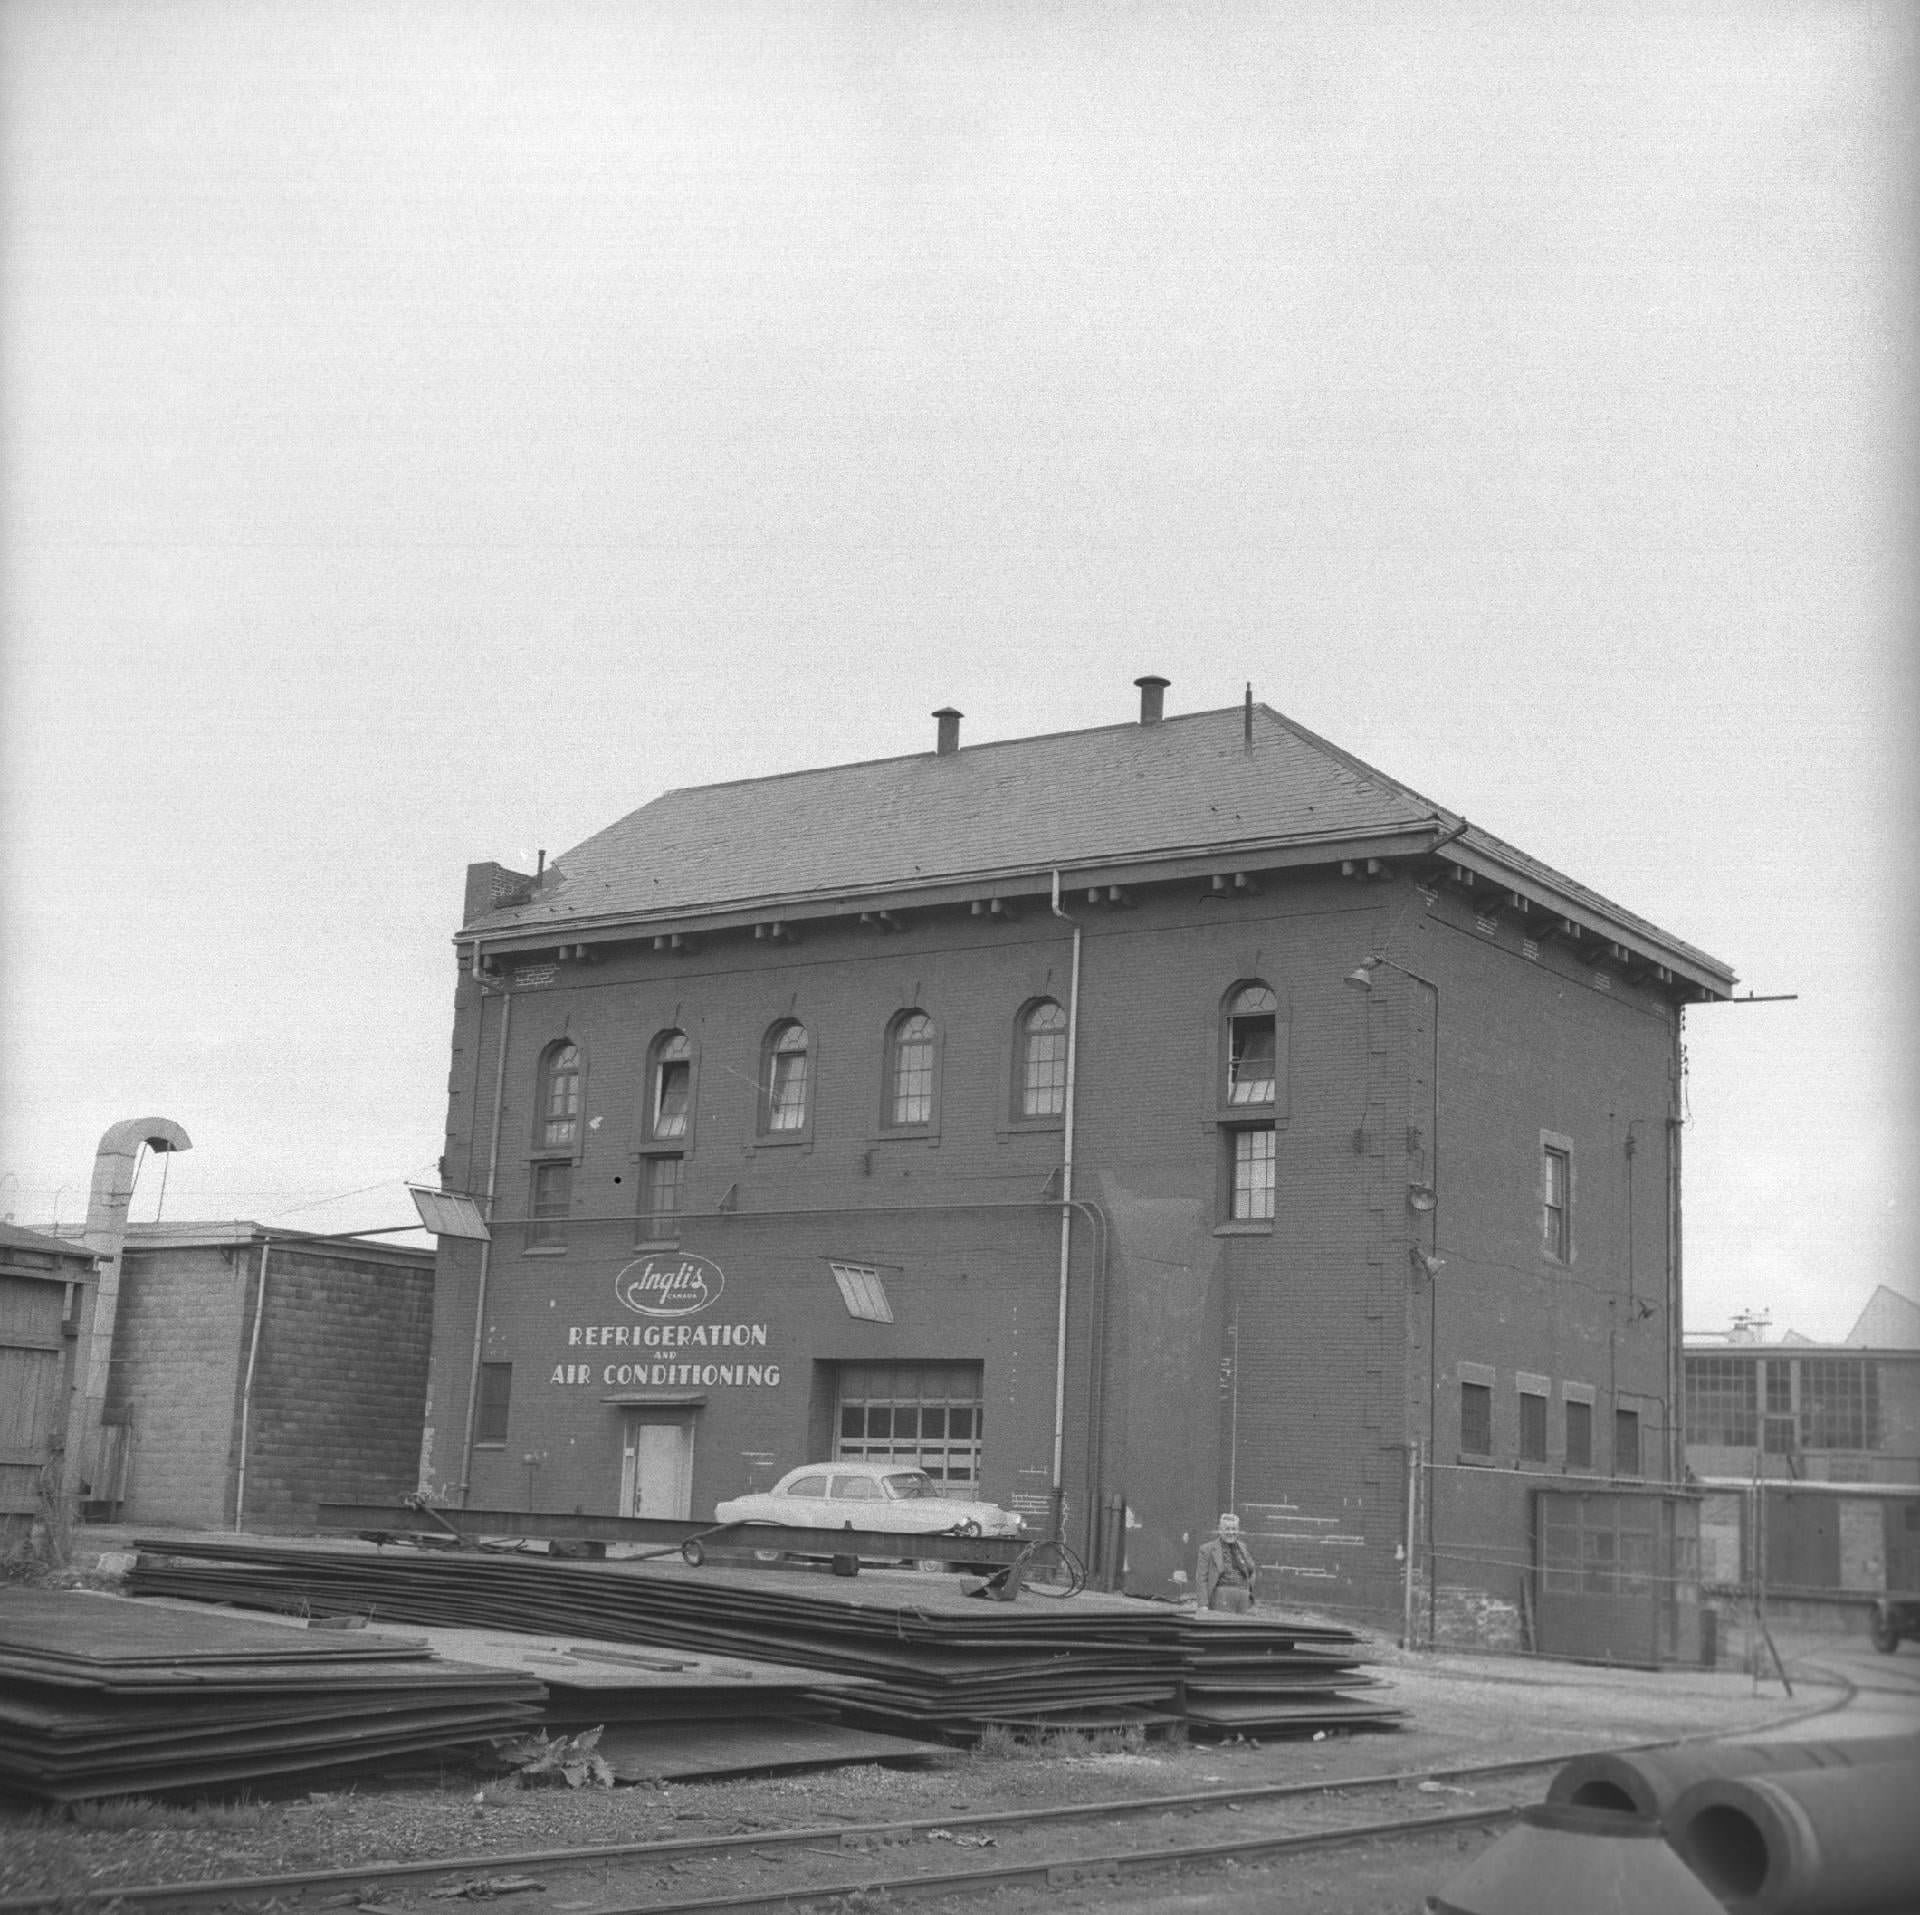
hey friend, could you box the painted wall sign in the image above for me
[615,1252,724,1317]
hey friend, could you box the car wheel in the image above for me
[1869,1603,1901,1654]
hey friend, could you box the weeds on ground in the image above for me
[969,1721,1162,1763]
[25,1794,279,1834]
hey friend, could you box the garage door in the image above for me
[833,1361,983,1493]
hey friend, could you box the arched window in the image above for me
[649,1030,692,1140]
[763,1021,810,1132]
[1225,984,1278,1105]
[537,1041,582,1149]
[1017,1000,1069,1118]
[887,1011,937,1128]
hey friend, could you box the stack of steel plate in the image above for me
[0,1587,545,1802]
[1173,1611,1401,1734]
[127,1537,1397,1742]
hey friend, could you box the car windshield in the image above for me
[883,1471,940,1500]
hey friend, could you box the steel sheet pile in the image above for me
[0,1586,545,1803]
[128,1537,1396,1742]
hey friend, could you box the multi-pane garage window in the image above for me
[650,1032,692,1140]
[1019,1000,1069,1117]
[834,1361,983,1492]
[538,1042,581,1149]
[1226,985,1278,1104]
[637,1155,683,1241]
[887,1012,937,1126]
[1229,1127,1276,1221]
[764,1021,810,1132]
[1800,1359,1878,1451]
[1685,1356,1758,1446]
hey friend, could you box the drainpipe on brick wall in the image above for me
[234,1238,271,1531]
[458,984,513,1506]
[1049,871,1082,1548]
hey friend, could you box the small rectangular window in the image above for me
[1565,1399,1592,1470]
[1614,1407,1642,1477]
[1542,1144,1571,1260]
[1229,1126,1276,1220]
[529,1160,571,1248]
[1461,1381,1493,1456]
[1519,1390,1548,1463]
[638,1155,683,1240]
[476,1362,512,1445]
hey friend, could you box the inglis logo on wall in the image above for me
[614,1253,725,1317]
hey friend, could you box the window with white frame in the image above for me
[537,1041,582,1150]
[650,1031,692,1140]
[763,1020,810,1133]
[1017,1000,1068,1118]
[1228,1126,1276,1221]
[886,1011,937,1128]
[1225,984,1278,1105]
[1541,1136,1572,1261]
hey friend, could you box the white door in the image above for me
[621,1416,694,1519]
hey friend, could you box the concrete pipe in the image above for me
[1548,1734,1920,1822]
[1426,1803,1725,1915]
[1668,1756,1920,1914]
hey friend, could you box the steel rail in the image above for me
[0,1750,1629,1914]
[564,1801,1522,1914]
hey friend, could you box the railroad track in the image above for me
[0,1754,1598,1915]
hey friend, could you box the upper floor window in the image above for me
[1225,984,1278,1105]
[887,1011,937,1128]
[1018,1000,1068,1118]
[1228,1125,1276,1221]
[763,1021,811,1132]
[528,1160,572,1249]
[650,1031,692,1140]
[537,1042,582,1150]
[1685,1356,1757,1447]
[1541,1139,1572,1260]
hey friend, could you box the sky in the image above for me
[2,1,1913,1342]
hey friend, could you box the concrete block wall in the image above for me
[239,1245,436,1527]
[107,1245,248,1526]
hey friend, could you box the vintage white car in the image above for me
[714,1461,1025,1538]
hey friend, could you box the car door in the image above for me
[829,1472,889,1532]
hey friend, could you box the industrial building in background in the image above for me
[420,679,1735,1649]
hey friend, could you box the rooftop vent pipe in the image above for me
[1135,675,1169,724]
[934,707,963,755]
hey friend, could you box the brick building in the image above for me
[78,1223,435,1530]
[421,684,1734,1640]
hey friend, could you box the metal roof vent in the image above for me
[1135,675,1169,724]
[933,707,962,754]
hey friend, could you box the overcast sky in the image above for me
[2,1,1912,1341]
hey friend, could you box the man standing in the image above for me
[1197,1512,1258,1613]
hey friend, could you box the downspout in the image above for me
[458,982,512,1507]
[234,1238,270,1531]
[1668,1017,1686,1483]
[1049,870,1082,1547]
